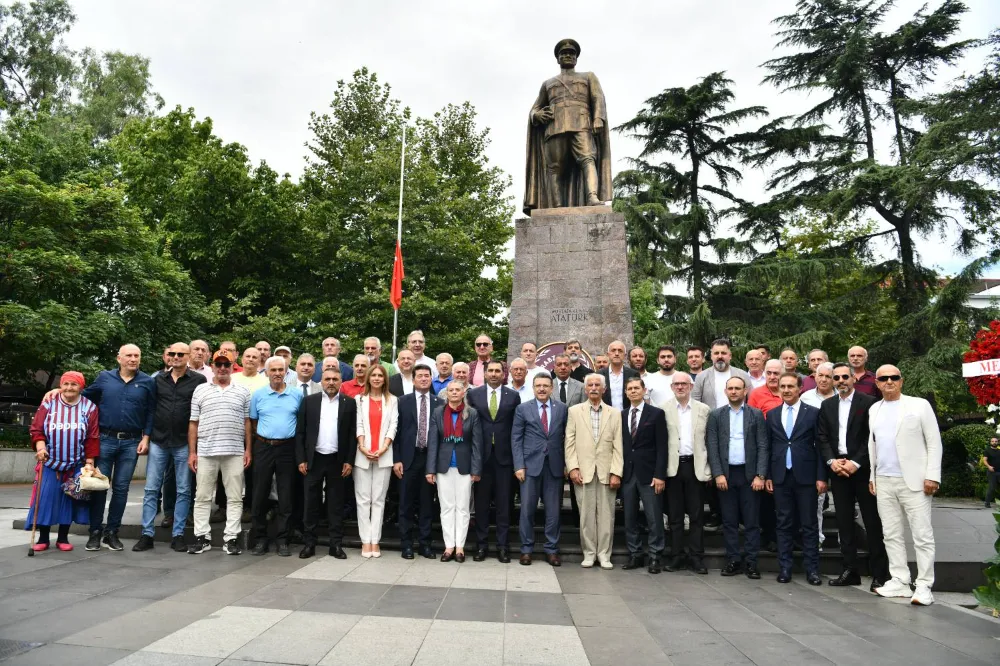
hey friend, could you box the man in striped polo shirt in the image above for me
[188,351,253,555]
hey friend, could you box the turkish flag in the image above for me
[390,240,404,310]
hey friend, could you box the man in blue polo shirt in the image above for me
[249,355,303,557]
[79,344,157,551]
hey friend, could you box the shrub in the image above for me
[940,424,994,498]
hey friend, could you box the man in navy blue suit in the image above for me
[512,373,568,566]
[392,364,440,559]
[765,372,827,585]
[468,361,522,563]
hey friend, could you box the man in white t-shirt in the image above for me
[868,364,942,606]
[692,339,751,410]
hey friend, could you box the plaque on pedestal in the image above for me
[508,205,634,365]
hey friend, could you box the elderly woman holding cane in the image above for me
[426,380,483,563]
[26,372,100,551]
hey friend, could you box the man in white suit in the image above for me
[868,364,942,606]
[663,372,712,573]
[565,373,623,569]
[692,339,753,410]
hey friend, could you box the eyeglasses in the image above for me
[876,374,901,382]
[475,342,491,347]
[213,361,232,368]
[166,352,188,357]
[672,383,692,388]
[832,374,851,380]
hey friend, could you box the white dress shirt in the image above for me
[627,402,644,435]
[400,374,414,395]
[608,367,625,410]
[316,393,340,454]
[871,399,903,477]
[676,401,694,456]
[747,371,766,390]
[837,391,853,457]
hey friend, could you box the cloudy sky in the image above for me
[66,0,999,276]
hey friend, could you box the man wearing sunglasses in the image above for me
[468,335,507,387]
[136,342,207,553]
[816,362,888,591]
[867,365,942,606]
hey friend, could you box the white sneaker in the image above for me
[875,578,913,598]
[599,560,614,570]
[581,559,594,568]
[911,585,934,606]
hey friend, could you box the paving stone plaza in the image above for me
[2,500,1000,666]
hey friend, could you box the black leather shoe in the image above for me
[419,545,435,559]
[664,556,686,572]
[745,565,761,580]
[132,535,154,552]
[159,515,174,528]
[546,553,561,567]
[869,577,887,593]
[401,547,414,559]
[473,548,488,562]
[252,540,269,556]
[647,557,662,574]
[170,536,187,553]
[777,569,792,583]
[441,550,455,562]
[276,542,291,557]
[622,555,645,570]
[498,548,510,564]
[829,570,861,587]
[329,545,347,559]
[455,552,466,563]
[721,561,743,577]
[689,558,708,575]
[299,544,316,559]
[806,571,823,586]
[519,553,532,565]
[764,541,778,552]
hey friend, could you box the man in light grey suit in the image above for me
[552,353,586,407]
[692,339,752,410]
[706,376,769,579]
[288,354,322,396]
[512,373,568,567]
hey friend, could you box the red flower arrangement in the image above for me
[965,320,1000,406]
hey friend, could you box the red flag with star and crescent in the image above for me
[390,240,404,310]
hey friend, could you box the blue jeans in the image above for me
[142,443,191,537]
[90,435,140,535]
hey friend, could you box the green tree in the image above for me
[0,0,75,114]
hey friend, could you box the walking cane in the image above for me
[27,462,44,557]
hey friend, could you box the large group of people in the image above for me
[24,331,943,607]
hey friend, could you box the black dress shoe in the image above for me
[299,545,316,559]
[829,570,861,587]
[721,561,743,577]
[252,540,269,556]
[519,553,532,565]
[419,545,435,559]
[689,558,708,575]
[869,577,887,593]
[764,541,778,553]
[806,571,823,586]
[664,556,686,572]
[498,548,510,564]
[441,551,455,562]
[329,545,347,559]
[159,515,174,528]
[622,555,645,570]
[455,552,466,563]
[745,565,761,580]
[647,557,662,574]
[401,547,415,560]
[473,548,488,562]
[777,569,792,583]
[276,542,291,557]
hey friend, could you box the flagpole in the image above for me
[392,123,407,359]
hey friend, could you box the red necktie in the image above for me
[541,403,549,435]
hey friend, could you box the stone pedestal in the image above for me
[508,206,633,363]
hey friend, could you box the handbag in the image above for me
[62,471,91,501]
[79,469,110,492]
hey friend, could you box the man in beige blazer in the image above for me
[662,372,712,573]
[565,373,623,569]
[867,364,942,606]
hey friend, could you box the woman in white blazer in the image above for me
[355,365,398,558]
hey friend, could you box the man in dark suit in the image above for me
[817,362,888,590]
[468,360,521,563]
[389,349,416,398]
[392,364,439,559]
[295,367,356,559]
[599,340,638,410]
[621,377,668,573]
[707,376,769,579]
[512,373,568,566]
[765,372,827,585]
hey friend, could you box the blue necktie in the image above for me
[784,406,794,469]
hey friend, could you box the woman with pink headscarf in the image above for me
[26,371,100,551]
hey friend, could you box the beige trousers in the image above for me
[574,479,617,564]
[193,455,244,541]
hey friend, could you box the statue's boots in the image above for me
[583,161,601,206]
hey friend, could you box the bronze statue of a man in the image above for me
[523,38,612,215]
